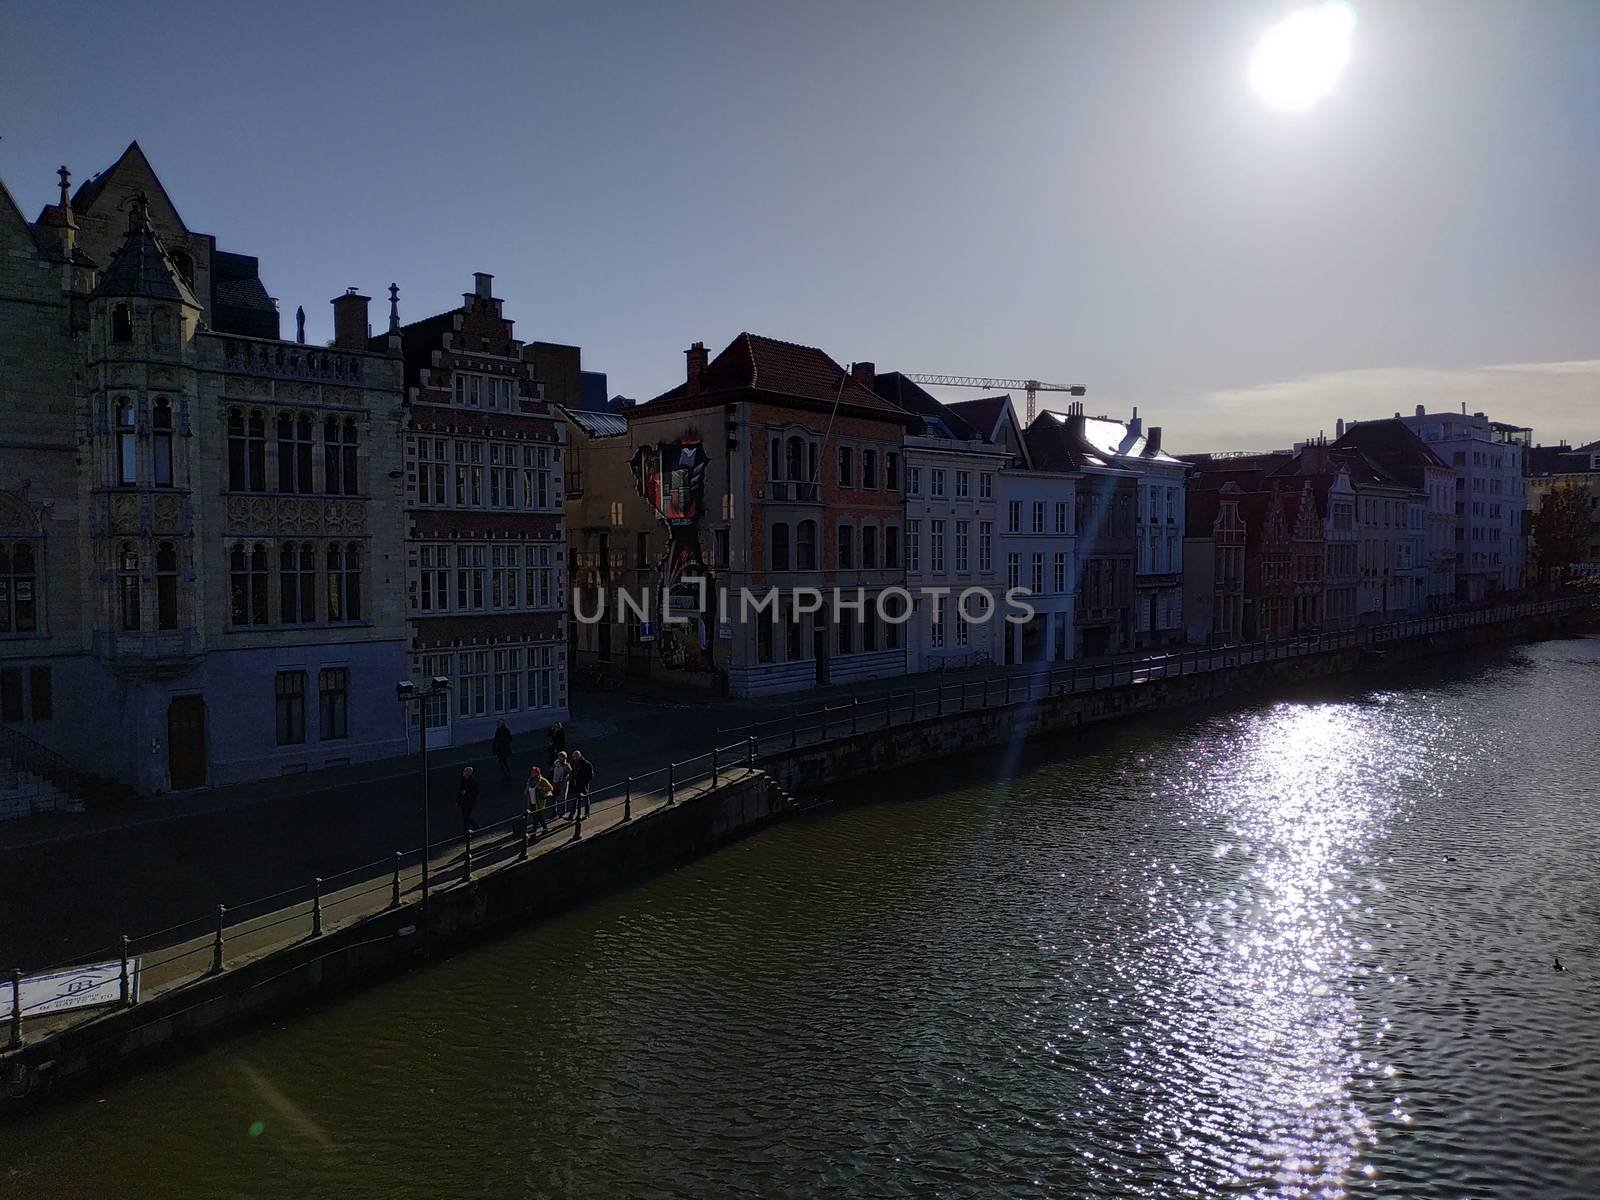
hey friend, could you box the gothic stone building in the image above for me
[0,144,408,795]
[389,273,569,748]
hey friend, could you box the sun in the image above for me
[1249,2,1356,112]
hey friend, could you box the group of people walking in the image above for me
[454,720,596,841]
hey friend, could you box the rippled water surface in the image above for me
[4,638,1599,1199]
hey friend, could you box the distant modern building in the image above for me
[1343,406,1530,601]
[0,144,409,795]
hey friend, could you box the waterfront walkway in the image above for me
[8,751,763,1045]
[2,598,1587,997]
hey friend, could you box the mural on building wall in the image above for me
[630,435,716,671]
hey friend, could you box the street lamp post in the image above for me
[396,677,450,919]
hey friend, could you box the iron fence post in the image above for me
[821,707,828,740]
[7,970,19,1049]
[852,698,859,735]
[624,776,633,821]
[712,745,720,788]
[392,851,402,907]
[937,685,944,716]
[747,734,757,766]
[212,904,226,975]
[572,808,583,841]
[667,762,676,805]
[120,935,131,1006]
[312,877,324,937]
[463,829,474,881]
[519,815,529,860]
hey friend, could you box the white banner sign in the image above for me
[1,959,139,1022]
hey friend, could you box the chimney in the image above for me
[1128,405,1141,436]
[473,272,494,299]
[685,341,708,394]
[1335,418,1345,437]
[1146,425,1162,455]
[851,361,875,388]
[330,288,371,349]
[1415,404,1425,417]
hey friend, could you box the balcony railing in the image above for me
[218,337,368,383]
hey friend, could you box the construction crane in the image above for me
[904,375,1086,425]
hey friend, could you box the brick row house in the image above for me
[0,144,409,796]
[623,334,914,697]
[387,273,570,748]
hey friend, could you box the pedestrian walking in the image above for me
[570,750,595,818]
[547,720,566,768]
[550,750,571,818]
[526,766,552,837]
[493,720,513,781]
[456,766,480,834]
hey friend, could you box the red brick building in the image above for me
[620,333,914,696]
[381,273,568,747]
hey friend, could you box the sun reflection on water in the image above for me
[1067,701,1420,1197]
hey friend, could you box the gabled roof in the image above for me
[945,395,1012,442]
[71,141,188,232]
[1332,418,1448,471]
[646,333,911,422]
[92,205,200,307]
[0,176,33,241]
[870,372,984,441]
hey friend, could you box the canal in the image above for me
[3,636,1597,1198]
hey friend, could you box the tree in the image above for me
[1531,480,1595,572]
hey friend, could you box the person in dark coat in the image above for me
[456,766,480,834]
[492,720,513,780]
[570,750,595,818]
[547,720,566,767]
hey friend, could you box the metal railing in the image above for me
[4,595,1589,1049]
[716,597,1593,758]
[3,734,763,1048]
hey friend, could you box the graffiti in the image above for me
[630,436,716,672]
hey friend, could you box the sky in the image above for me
[3,0,1596,453]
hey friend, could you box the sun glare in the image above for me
[1250,2,1356,112]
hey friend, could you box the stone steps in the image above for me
[0,758,84,821]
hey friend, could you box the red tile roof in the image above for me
[646,332,910,422]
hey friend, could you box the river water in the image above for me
[3,637,1598,1199]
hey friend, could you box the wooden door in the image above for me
[167,695,206,790]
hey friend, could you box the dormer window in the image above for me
[170,250,195,291]
[111,304,133,343]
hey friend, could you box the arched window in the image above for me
[797,520,817,571]
[116,398,137,485]
[156,541,179,630]
[278,413,313,493]
[327,543,361,622]
[770,522,790,571]
[111,304,132,343]
[0,542,39,634]
[153,397,174,487]
[283,541,317,623]
[117,542,141,631]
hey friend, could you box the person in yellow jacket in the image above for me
[526,765,554,837]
